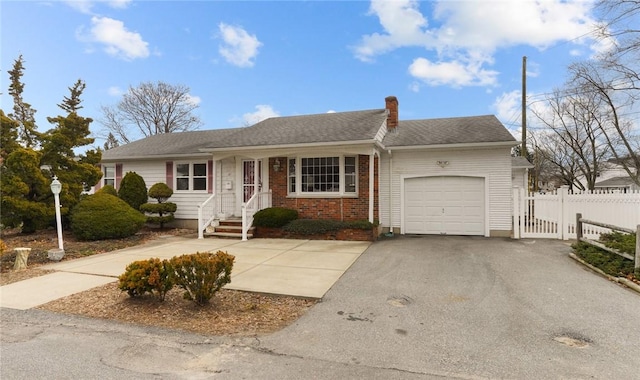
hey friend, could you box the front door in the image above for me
[242,160,262,202]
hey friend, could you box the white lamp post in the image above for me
[50,176,64,252]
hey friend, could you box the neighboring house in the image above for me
[100,96,520,237]
[576,158,639,192]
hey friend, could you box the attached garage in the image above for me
[404,176,485,236]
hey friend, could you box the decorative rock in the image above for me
[48,248,65,261]
[13,248,32,270]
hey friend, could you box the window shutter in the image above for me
[208,160,213,193]
[166,162,173,190]
[115,164,123,189]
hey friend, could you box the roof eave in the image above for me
[101,152,212,163]
[200,139,377,153]
[384,140,519,151]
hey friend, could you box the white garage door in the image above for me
[404,176,485,235]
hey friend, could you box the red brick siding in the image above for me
[268,155,378,221]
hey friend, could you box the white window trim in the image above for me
[174,161,208,192]
[103,165,115,187]
[287,155,358,197]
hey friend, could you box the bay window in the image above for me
[288,156,357,195]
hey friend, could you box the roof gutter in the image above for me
[101,152,212,163]
[381,140,519,151]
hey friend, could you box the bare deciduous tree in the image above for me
[100,81,203,144]
[531,87,612,190]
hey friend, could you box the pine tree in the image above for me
[41,80,102,215]
[7,55,39,147]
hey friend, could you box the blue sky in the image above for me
[1,0,604,147]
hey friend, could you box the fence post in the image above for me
[635,225,640,271]
[559,185,568,240]
[513,187,520,239]
[576,213,583,241]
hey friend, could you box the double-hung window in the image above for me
[176,162,207,191]
[288,156,357,195]
[103,166,115,187]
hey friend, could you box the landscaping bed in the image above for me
[0,227,317,336]
[571,231,639,287]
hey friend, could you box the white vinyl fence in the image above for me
[513,186,640,240]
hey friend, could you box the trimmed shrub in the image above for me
[284,219,374,235]
[97,184,118,196]
[70,192,146,240]
[118,258,174,301]
[600,231,636,255]
[140,183,177,228]
[118,171,148,210]
[147,182,173,202]
[253,207,298,228]
[170,251,235,306]
[572,241,635,278]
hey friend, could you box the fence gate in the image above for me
[513,186,640,240]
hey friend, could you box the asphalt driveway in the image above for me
[3,236,640,379]
[246,236,640,379]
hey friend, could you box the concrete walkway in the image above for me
[0,237,370,310]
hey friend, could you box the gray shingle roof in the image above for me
[101,128,241,160]
[512,156,534,168]
[203,109,388,149]
[383,115,516,147]
[595,176,636,187]
[101,109,516,161]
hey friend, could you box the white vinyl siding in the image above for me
[379,147,512,235]
[108,160,211,221]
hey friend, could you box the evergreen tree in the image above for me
[7,55,39,147]
[40,79,102,214]
[118,171,148,210]
[1,65,102,233]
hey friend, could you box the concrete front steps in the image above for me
[204,218,254,239]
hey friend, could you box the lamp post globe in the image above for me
[50,176,62,195]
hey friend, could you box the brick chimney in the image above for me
[385,96,398,131]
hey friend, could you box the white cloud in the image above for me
[107,86,123,96]
[492,90,524,139]
[64,0,132,14]
[326,110,337,113]
[218,23,262,68]
[492,90,521,124]
[409,57,498,87]
[185,94,201,106]
[241,105,279,126]
[355,0,597,88]
[108,0,132,9]
[79,16,149,60]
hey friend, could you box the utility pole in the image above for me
[521,56,527,157]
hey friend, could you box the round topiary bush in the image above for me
[252,207,299,228]
[96,184,118,196]
[70,192,146,240]
[147,182,173,202]
[140,182,177,228]
[117,171,148,210]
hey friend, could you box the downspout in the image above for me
[369,150,375,223]
[387,149,394,236]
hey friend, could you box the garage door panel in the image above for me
[404,176,484,236]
